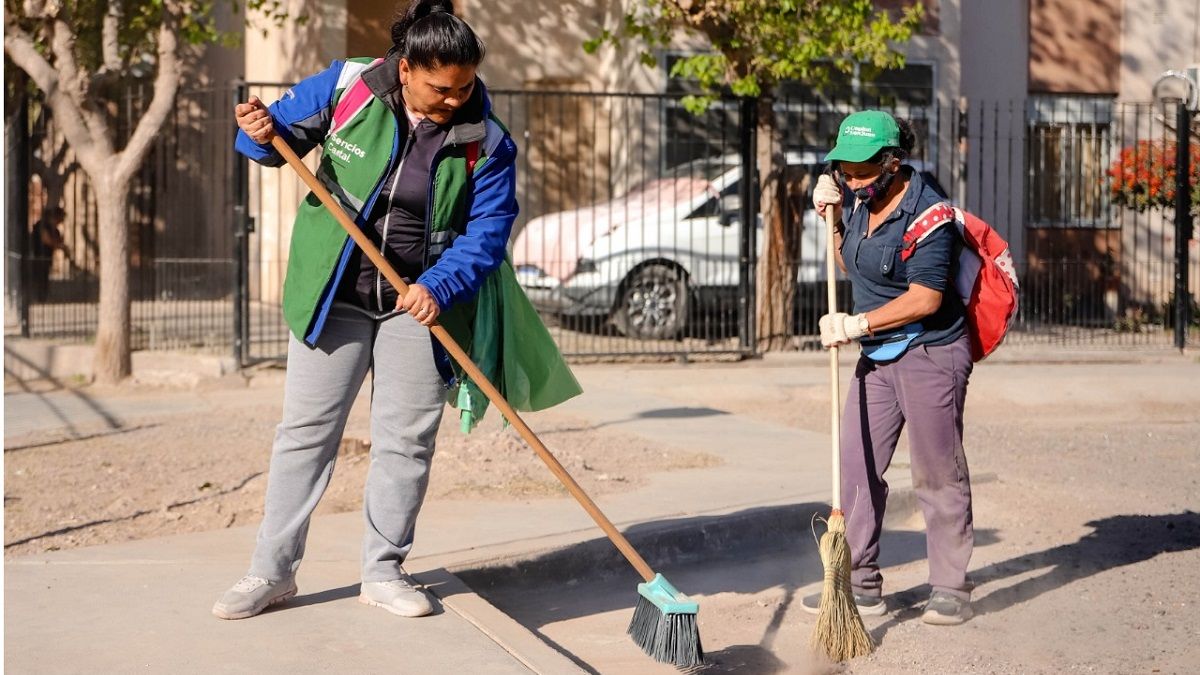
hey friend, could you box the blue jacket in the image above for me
[235,56,519,345]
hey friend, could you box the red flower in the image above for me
[1104,140,1200,212]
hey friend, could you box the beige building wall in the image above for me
[1118,0,1200,102]
[245,0,349,82]
[464,0,662,92]
[197,3,246,89]
[1028,0,1121,94]
[346,0,394,57]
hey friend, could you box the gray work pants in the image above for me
[841,335,974,600]
[249,303,445,583]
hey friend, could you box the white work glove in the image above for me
[818,312,870,348]
[813,174,844,220]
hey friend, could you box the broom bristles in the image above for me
[810,511,875,661]
[627,574,704,669]
[628,596,704,668]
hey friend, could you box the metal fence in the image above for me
[5,83,1197,365]
[5,81,240,352]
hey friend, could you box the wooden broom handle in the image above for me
[264,131,656,582]
[824,206,842,512]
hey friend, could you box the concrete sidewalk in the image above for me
[4,354,904,673]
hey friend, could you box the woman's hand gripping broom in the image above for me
[810,201,874,661]
[257,109,703,668]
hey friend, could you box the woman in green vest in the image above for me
[214,0,519,621]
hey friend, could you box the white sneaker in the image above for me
[212,574,297,620]
[359,573,434,618]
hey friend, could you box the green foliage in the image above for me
[591,0,924,109]
[8,0,304,76]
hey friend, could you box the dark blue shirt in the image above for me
[839,166,966,349]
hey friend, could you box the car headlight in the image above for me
[574,258,598,274]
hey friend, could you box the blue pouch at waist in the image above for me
[860,322,923,361]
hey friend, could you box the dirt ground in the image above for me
[3,371,718,557]
[716,391,1200,675]
[5,355,1199,674]
[474,358,1200,674]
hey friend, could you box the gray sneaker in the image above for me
[800,590,886,616]
[212,574,297,620]
[359,573,434,617]
[921,590,972,625]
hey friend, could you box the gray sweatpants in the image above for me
[249,303,445,583]
[841,335,974,600]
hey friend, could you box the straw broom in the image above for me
[257,110,702,668]
[810,203,874,661]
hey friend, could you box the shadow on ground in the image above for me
[4,345,122,437]
[452,501,1001,675]
[451,502,1003,624]
[870,511,1200,644]
[544,405,732,434]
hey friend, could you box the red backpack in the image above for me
[900,203,1019,361]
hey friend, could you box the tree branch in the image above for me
[114,3,181,186]
[4,21,107,177]
[3,20,58,95]
[48,15,115,165]
[101,0,123,73]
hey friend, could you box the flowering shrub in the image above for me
[1105,140,1200,213]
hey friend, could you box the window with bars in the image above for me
[1026,95,1116,228]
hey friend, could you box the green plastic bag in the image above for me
[445,260,582,432]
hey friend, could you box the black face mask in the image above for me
[839,165,899,205]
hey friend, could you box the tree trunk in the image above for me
[7,4,181,384]
[93,181,131,382]
[754,96,803,351]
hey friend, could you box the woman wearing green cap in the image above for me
[799,110,975,625]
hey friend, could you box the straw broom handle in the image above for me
[824,206,842,512]
[264,131,657,582]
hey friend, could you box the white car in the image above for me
[512,152,943,339]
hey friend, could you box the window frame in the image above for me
[1025,95,1118,229]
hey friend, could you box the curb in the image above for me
[442,490,920,670]
[4,337,238,384]
[454,489,918,596]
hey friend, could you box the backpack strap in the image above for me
[465,140,480,174]
[465,117,506,175]
[330,58,384,134]
[900,202,957,261]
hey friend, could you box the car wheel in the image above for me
[614,264,688,340]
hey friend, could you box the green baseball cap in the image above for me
[824,110,900,163]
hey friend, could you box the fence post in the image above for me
[232,81,252,367]
[1174,101,1194,351]
[738,96,758,353]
